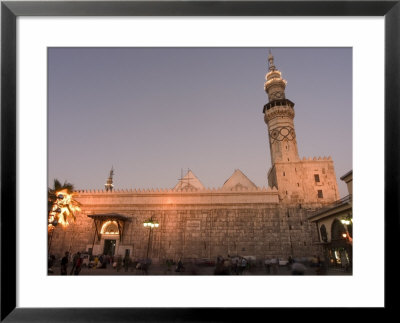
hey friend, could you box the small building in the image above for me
[308,170,353,271]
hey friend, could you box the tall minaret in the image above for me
[262,51,339,204]
[105,166,114,192]
[263,51,299,165]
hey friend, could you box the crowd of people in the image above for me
[212,254,329,275]
[48,252,333,275]
[48,251,138,275]
[58,251,83,275]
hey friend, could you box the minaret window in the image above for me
[314,174,320,183]
[317,190,323,198]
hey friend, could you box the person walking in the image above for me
[93,256,99,269]
[214,260,229,275]
[232,258,239,275]
[240,258,247,275]
[48,255,56,274]
[175,258,184,273]
[116,255,123,272]
[291,260,307,275]
[264,258,271,274]
[73,252,82,275]
[60,251,69,275]
[288,256,294,265]
[287,256,294,271]
[123,255,131,272]
[166,259,172,273]
[69,252,79,275]
[271,257,278,274]
[142,258,151,275]
[316,256,327,275]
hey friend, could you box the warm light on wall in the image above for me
[100,220,119,234]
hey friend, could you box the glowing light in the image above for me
[100,220,119,234]
[143,218,159,229]
[48,189,81,229]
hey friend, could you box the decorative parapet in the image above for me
[75,185,280,205]
[301,156,332,162]
[77,185,277,194]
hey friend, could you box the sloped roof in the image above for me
[87,213,130,221]
[173,170,205,191]
[222,169,257,191]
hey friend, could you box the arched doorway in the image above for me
[87,213,130,257]
[101,221,120,256]
[329,219,352,270]
[331,219,347,241]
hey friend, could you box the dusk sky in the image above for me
[48,47,352,198]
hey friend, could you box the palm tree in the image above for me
[48,179,73,213]
[48,179,80,229]
[48,179,81,256]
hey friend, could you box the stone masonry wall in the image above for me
[49,197,322,263]
[268,158,339,205]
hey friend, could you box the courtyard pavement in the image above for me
[49,262,351,276]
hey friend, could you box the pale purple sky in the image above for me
[48,47,352,198]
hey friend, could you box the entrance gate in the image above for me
[103,239,116,256]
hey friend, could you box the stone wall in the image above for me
[268,157,339,204]
[49,189,323,263]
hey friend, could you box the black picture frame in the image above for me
[1,1,399,321]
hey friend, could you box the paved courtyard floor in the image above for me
[49,262,351,276]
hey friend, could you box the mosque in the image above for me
[49,53,341,264]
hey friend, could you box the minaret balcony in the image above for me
[263,99,295,113]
